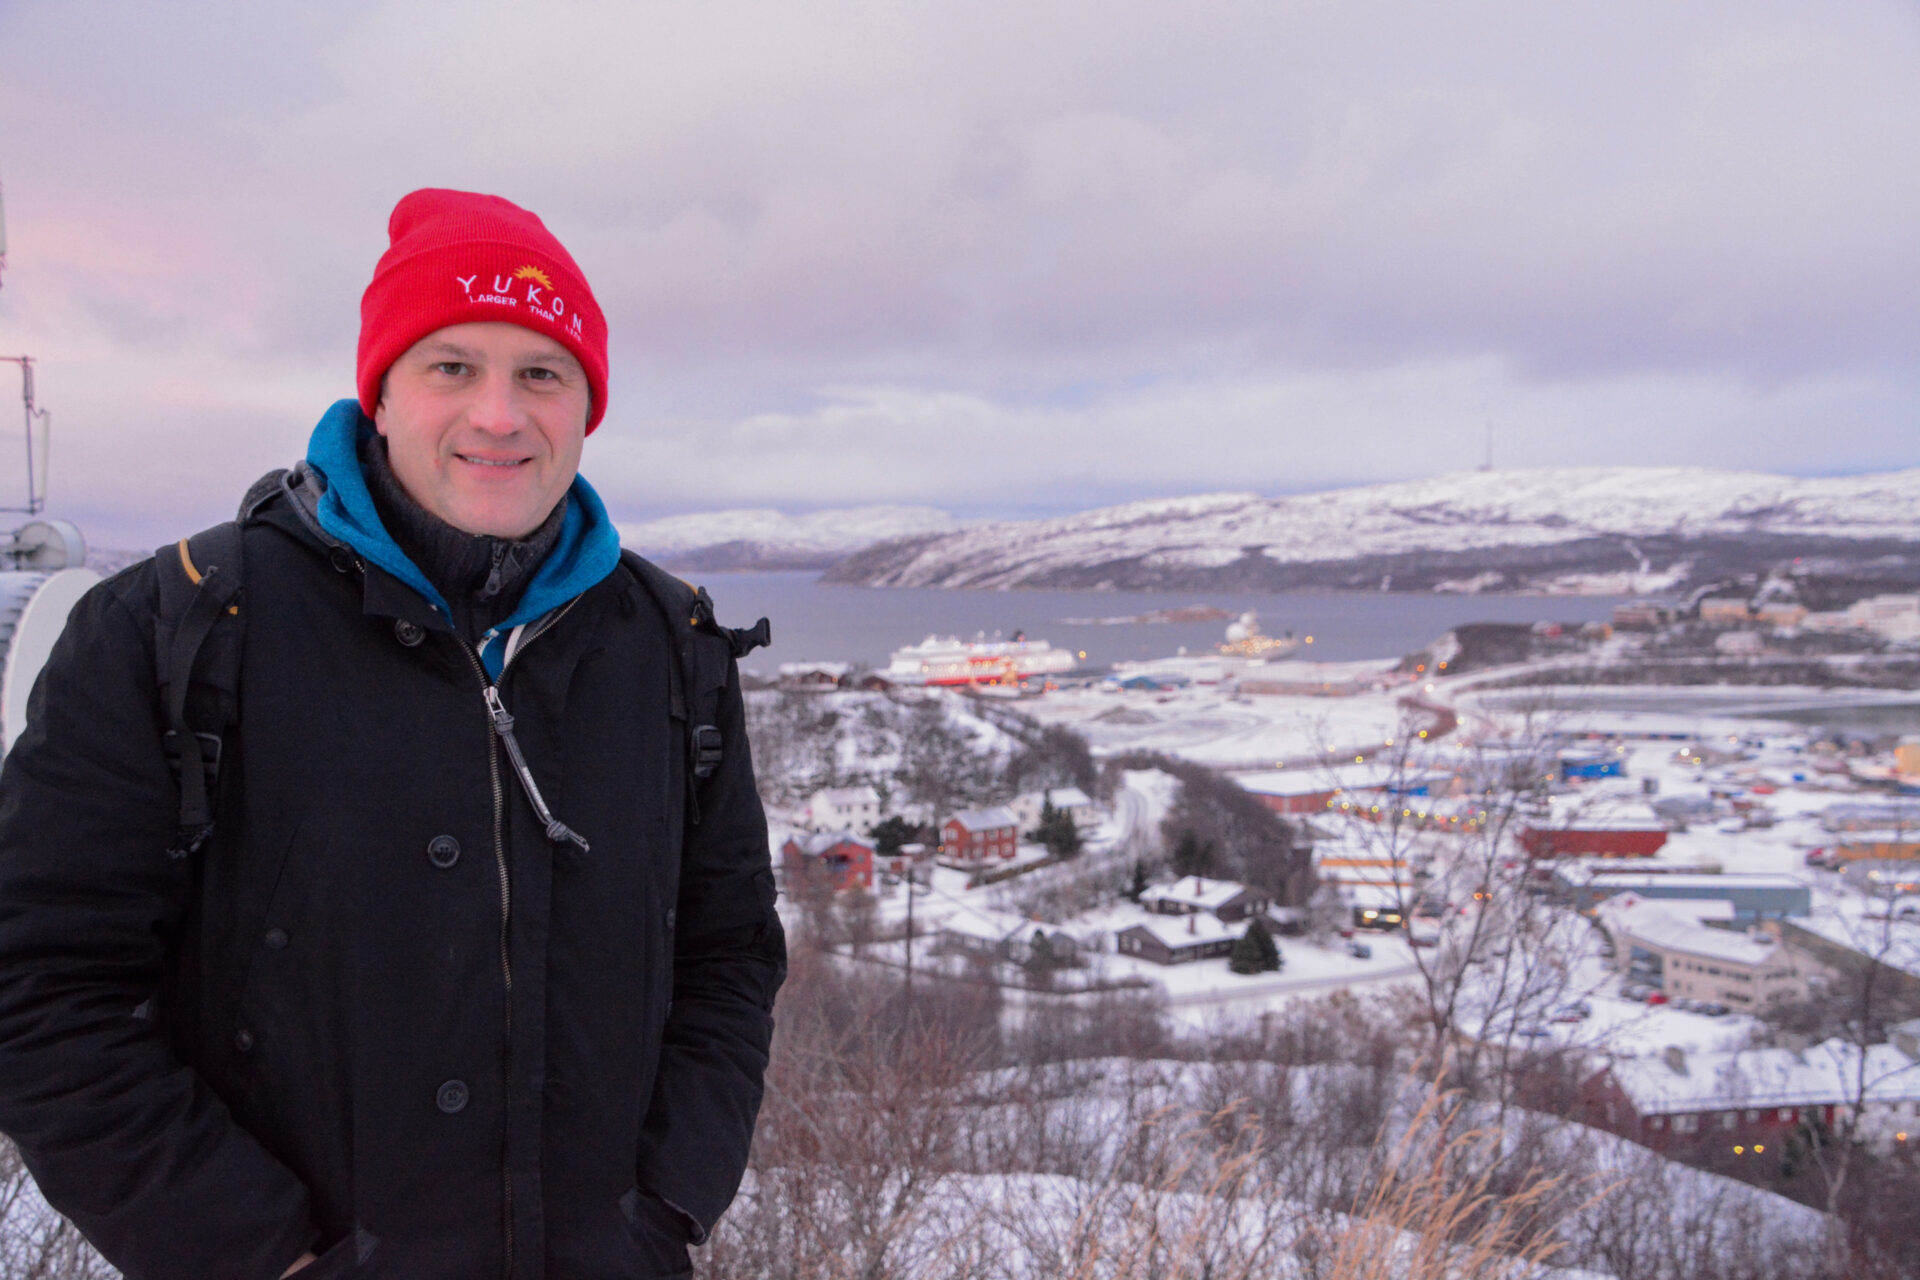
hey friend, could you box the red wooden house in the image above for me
[940,807,1019,863]
[781,829,875,891]
[1579,1039,1920,1156]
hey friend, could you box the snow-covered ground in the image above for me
[766,644,1920,1079]
[1020,664,1418,768]
[719,1054,1830,1280]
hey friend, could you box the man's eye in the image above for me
[433,361,470,377]
[523,367,558,383]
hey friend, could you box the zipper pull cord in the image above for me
[483,686,591,854]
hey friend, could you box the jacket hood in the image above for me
[304,398,621,670]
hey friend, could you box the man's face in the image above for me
[375,322,591,538]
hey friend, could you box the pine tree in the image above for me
[869,814,920,856]
[1245,916,1282,971]
[1127,861,1148,901]
[1229,929,1263,975]
[1036,799,1083,860]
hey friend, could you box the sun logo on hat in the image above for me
[513,265,554,289]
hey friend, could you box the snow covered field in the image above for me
[1019,662,1418,768]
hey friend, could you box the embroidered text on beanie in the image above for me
[358,189,609,432]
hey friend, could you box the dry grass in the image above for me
[1302,1079,1609,1280]
[710,1046,1612,1280]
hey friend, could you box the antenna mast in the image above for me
[1,178,53,513]
[1480,420,1493,472]
[0,358,50,514]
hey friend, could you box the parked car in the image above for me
[1513,1024,1553,1040]
[1646,991,1670,1006]
[1698,1002,1731,1017]
[1347,941,1373,959]
[1549,1000,1592,1023]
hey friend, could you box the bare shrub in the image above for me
[1299,1083,1599,1280]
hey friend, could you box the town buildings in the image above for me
[1584,1036,1920,1155]
[1597,895,1809,1009]
[780,830,876,892]
[935,904,1078,964]
[1139,875,1270,924]
[1237,771,1344,814]
[1611,600,1673,630]
[1006,786,1098,833]
[776,661,851,689]
[1115,913,1241,965]
[1519,821,1669,859]
[1847,594,1920,643]
[1698,598,1752,627]
[940,807,1020,863]
[802,784,883,832]
[1562,870,1812,921]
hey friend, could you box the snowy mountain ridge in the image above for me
[619,504,960,570]
[825,466,1920,593]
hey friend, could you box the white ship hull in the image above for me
[887,635,1076,686]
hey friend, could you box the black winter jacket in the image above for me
[0,501,785,1278]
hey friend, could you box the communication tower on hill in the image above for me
[0,171,57,518]
[0,356,51,517]
[0,172,92,757]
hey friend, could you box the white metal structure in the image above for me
[0,568,102,755]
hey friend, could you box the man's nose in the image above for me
[466,371,523,433]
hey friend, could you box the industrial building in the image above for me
[1559,869,1811,921]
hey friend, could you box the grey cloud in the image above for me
[0,0,1915,541]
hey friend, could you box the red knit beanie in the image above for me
[358,189,609,432]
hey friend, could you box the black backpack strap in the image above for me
[689,584,772,661]
[619,550,770,824]
[153,521,248,857]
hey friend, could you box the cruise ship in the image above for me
[886,633,1078,686]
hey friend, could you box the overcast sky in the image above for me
[1,1,1916,545]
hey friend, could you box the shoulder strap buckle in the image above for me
[619,550,770,823]
[690,724,724,780]
[154,521,249,857]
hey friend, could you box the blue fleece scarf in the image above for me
[304,398,621,678]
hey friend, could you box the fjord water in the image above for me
[701,571,1633,674]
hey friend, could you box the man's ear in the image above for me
[373,373,390,435]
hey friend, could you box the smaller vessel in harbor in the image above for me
[887,631,1077,686]
[1216,611,1299,660]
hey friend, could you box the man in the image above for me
[0,190,786,1278]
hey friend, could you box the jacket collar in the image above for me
[303,398,622,652]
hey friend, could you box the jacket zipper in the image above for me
[454,596,583,1278]
[457,638,516,1276]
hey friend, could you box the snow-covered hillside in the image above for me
[619,504,959,570]
[825,467,1920,593]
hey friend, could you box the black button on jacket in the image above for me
[0,506,786,1279]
